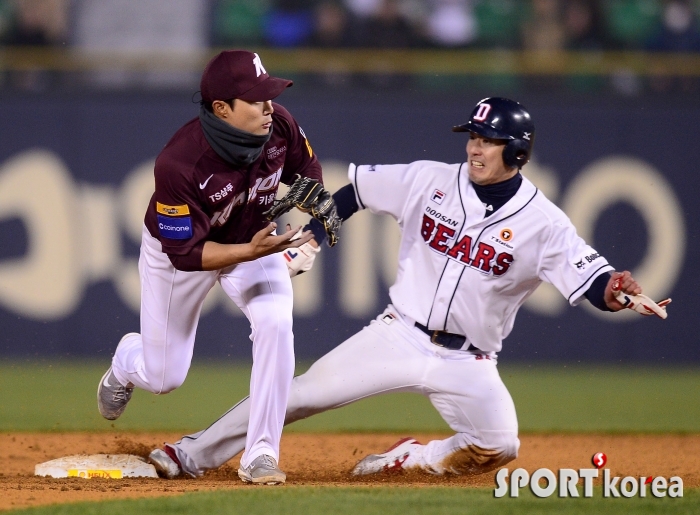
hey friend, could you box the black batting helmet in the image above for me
[452,97,535,169]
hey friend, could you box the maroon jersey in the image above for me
[144,103,322,270]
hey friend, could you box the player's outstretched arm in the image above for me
[283,183,360,277]
[201,223,313,271]
[264,175,341,247]
[603,270,671,318]
[282,230,320,277]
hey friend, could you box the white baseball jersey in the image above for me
[350,161,613,353]
[161,161,614,478]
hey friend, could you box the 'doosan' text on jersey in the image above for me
[350,161,613,353]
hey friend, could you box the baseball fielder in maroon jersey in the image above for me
[97,50,331,485]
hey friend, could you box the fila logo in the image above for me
[431,189,445,205]
[253,53,266,77]
[473,103,491,122]
[523,132,532,141]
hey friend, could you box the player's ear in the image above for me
[212,100,229,118]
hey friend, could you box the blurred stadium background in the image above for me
[0,0,698,366]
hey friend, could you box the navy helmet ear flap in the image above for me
[503,138,532,169]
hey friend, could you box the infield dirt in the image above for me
[1,433,698,511]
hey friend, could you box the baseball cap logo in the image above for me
[253,53,267,78]
[473,103,492,122]
[200,50,292,103]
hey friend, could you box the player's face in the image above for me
[215,99,274,135]
[466,133,518,185]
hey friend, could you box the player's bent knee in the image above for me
[284,405,325,425]
[155,381,182,395]
[149,370,188,395]
[442,434,519,475]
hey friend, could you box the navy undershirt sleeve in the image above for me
[584,271,613,311]
[332,184,360,220]
[305,184,359,245]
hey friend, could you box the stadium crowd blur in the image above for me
[0,0,699,93]
[2,0,700,51]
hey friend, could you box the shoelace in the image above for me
[259,455,276,469]
[112,385,133,402]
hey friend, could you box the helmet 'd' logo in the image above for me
[500,228,513,241]
[473,103,492,122]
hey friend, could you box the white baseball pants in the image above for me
[111,226,295,467]
[170,305,519,476]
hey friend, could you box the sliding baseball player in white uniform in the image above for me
[148,97,670,479]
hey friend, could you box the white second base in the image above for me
[35,454,158,479]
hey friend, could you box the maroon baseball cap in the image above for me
[200,50,293,103]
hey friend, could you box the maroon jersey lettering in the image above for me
[447,234,473,264]
[492,252,514,276]
[429,223,456,254]
[471,242,496,272]
[421,215,436,242]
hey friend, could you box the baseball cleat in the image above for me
[351,437,421,476]
[238,454,286,485]
[149,446,182,479]
[97,366,134,420]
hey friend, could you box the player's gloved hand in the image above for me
[264,175,341,247]
[611,277,671,319]
[283,230,320,277]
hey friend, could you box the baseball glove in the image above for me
[264,175,341,247]
[612,278,671,319]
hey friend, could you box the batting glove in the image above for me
[283,231,320,277]
[612,278,671,319]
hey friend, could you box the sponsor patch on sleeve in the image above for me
[157,214,193,239]
[571,250,601,274]
[156,202,190,216]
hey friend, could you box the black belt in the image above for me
[414,322,471,350]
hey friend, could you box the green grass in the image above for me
[8,487,700,515]
[502,365,700,433]
[2,363,699,515]
[0,361,699,433]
